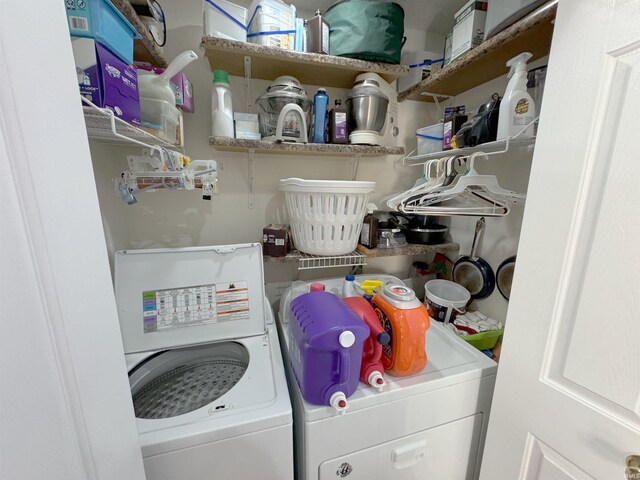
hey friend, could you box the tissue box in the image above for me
[171,73,194,113]
[263,224,291,257]
[451,0,488,62]
[72,37,140,125]
[234,112,261,140]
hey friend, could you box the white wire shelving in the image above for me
[81,97,181,151]
[264,250,368,270]
[402,137,536,167]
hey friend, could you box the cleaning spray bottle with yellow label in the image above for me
[497,52,536,140]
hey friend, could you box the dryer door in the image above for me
[319,414,483,479]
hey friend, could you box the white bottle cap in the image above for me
[330,392,348,415]
[339,330,355,348]
[368,371,386,392]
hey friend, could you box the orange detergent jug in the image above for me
[370,283,430,376]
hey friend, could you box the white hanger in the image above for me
[400,152,525,216]
[384,156,452,210]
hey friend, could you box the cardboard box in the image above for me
[72,37,140,125]
[451,1,488,62]
[171,73,194,114]
[443,106,467,150]
[263,224,291,257]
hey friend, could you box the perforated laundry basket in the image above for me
[279,178,376,255]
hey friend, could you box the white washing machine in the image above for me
[276,275,497,480]
[115,244,293,480]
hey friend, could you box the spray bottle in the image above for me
[497,52,536,140]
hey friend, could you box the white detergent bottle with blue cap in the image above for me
[497,52,536,140]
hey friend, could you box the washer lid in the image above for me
[115,243,266,354]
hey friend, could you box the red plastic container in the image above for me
[342,297,390,391]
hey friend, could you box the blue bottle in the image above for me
[312,88,329,143]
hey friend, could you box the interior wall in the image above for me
[90,0,549,324]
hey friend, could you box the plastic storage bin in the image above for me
[203,0,248,42]
[416,123,444,155]
[247,0,296,50]
[65,0,138,64]
[140,98,181,144]
[279,178,376,256]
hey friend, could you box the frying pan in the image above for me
[452,217,495,300]
[496,255,516,300]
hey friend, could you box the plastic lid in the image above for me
[345,274,355,281]
[339,330,356,348]
[213,70,229,84]
[316,88,327,93]
[329,392,348,414]
[310,282,326,292]
[368,371,385,392]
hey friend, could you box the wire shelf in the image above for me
[402,137,536,167]
[264,250,367,270]
[81,98,180,150]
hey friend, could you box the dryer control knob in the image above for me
[329,392,348,415]
[339,330,355,348]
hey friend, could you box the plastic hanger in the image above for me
[400,152,524,216]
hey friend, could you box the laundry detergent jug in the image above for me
[289,291,369,413]
[342,296,390,392]
[370,283,430,376]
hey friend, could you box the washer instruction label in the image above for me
[142,281,249,333]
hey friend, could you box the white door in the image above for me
[0,1,146,479]
[480,1,640,479]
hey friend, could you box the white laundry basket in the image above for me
[279,178,376,256]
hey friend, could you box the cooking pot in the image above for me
[388,213,448,245]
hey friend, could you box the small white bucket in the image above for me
[424,279,470,323]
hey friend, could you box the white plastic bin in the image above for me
[416,123,444,155]
[140,98,181,144]
[279,178,376,256]
[204,0,248,42]
[398,51,442,93]
[247,0,296,50]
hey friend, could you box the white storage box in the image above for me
[247,0,296,50]
[204,0,248,42]
[234,112,260,140]
[398,51,443,93]
[279,178,376,256]
[417,123,444,155]
[485,0,546,38]
[451,0,488,62]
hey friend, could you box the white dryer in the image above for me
[115,244,293,480]
[276,275,497,480]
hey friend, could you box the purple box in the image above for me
[72,37,140,125]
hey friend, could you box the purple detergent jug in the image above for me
[289,291,369,414]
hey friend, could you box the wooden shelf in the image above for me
[201,37,408,88]
[356,242,459,258]
[210,137,405,157]
[111,0,168,67]
[398,1,557,102]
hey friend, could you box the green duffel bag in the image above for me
[324,0,405,64]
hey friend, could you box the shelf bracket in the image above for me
[244,56,252,113]
[248,148,256,209]
[350,154,361,180]
[420,92,455,115]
